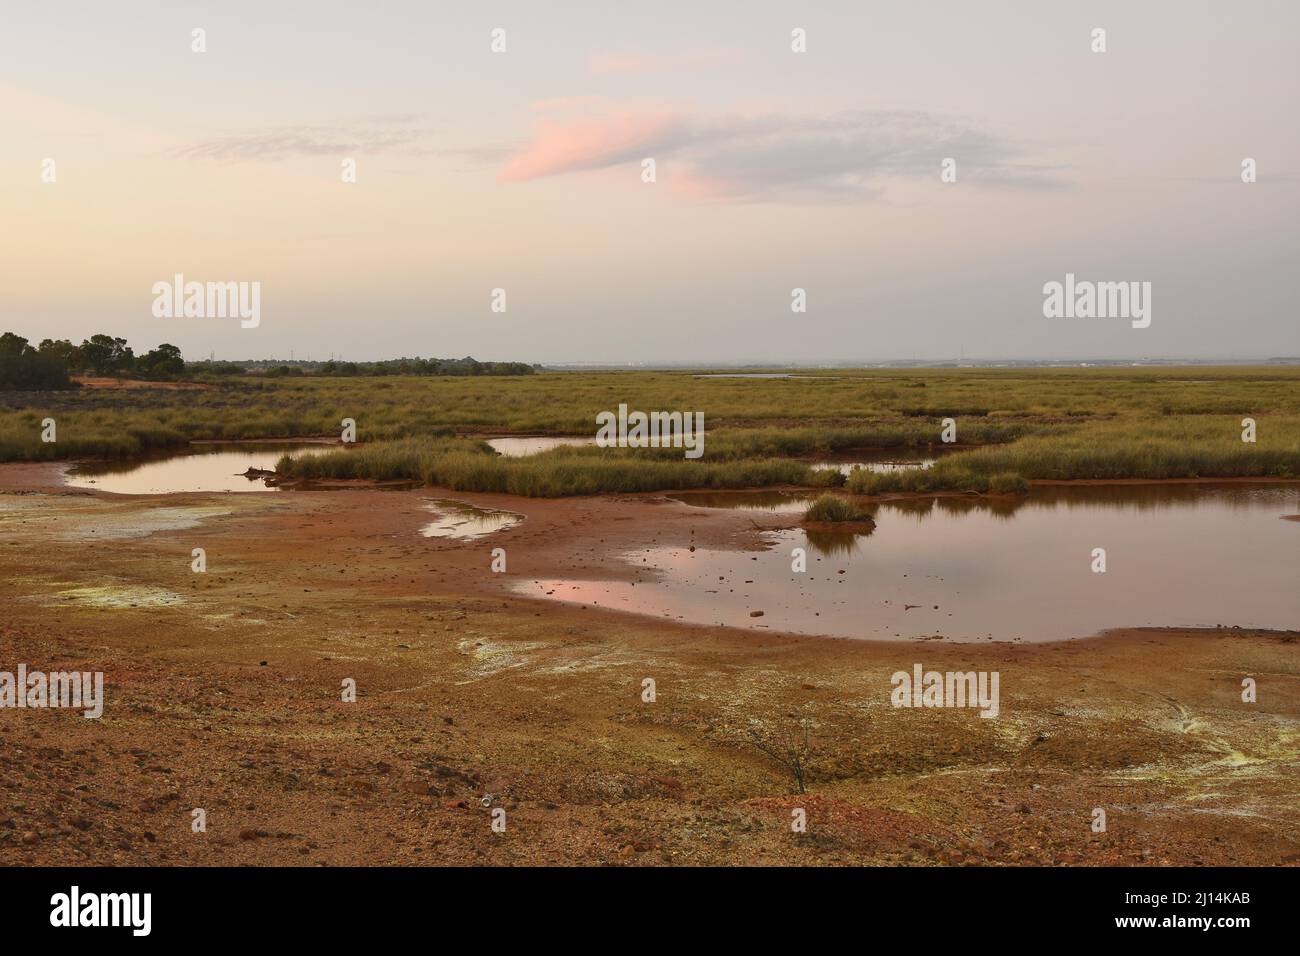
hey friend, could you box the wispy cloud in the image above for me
[175,121,432,161]
[501,104,1066,202]
[500,109,690,182]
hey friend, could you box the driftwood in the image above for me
[240,467,278,484]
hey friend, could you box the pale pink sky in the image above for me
[1,1,1296,363]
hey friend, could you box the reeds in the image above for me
[846,417,1300,494]
[276,438,847,497]
[803,494,875,522]
[3,369,1297,498]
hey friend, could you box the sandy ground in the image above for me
[70,377,215,391]
[1,462,1297,866]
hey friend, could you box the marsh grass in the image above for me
[846,417,1300,494]
[699,421,1036,458]
[3,368,1298,496]
[804,494,875,523]
[277,437,846,497]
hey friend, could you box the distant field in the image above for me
[3,367,1298,494]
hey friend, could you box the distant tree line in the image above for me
[311,357,537,377]
[0,333,183,389]
[189,356,538,377]
[0,331,538,390]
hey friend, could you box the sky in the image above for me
[1,1,1297,364]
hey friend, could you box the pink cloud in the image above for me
[500,110,688,182]
[498,103,1058,202]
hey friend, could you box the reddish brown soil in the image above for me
[1,463,1296,866]
[71,377,214,391]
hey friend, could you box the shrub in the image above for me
[804,494,875,523]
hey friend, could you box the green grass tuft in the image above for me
[803,494,875,522]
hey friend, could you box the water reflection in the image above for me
[521,484,1300,642]
[486,436,594,457]
[883,483,1300,522]
[806,446,958,476]
[808,449,941,476]
[667,490,816,513]
[803,525,874,556]
[419,499,523,539]
[885,495,1023,521]
[64,442,331,494]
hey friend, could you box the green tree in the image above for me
[79,334,134,375]
[0,332,74,389]
[138,343,184,377]
[37,338,83,369]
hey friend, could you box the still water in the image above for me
[485,436,595,456]
[64,443,331,494]
[420,498,523,538]
[519,485,1300,642]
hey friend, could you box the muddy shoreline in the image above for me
[1,465,1297,865]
